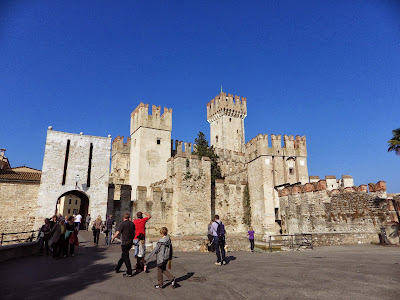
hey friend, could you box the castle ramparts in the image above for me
[207,92,247,122]
[130,103,172,133]
[245,134,307,162]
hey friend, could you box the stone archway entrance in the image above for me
[56,190,89,229]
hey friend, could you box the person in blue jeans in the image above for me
[105,215,114,246]
[210,215,226,265]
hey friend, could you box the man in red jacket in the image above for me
[133,211,151,268]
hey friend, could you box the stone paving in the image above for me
[1,231,399,300]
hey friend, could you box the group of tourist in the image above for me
[37,210,255,290]
[37,213,81,257]
[111,211,176,289]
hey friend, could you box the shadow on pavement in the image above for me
[0,231,115,300]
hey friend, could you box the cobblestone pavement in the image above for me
[1,231,399,300]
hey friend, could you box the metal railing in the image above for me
[268,234,313,252]
[0,230,39,246]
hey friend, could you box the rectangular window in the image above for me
[157,138,161,145]
[62,140,71,185]
[75,199,78,205]
[87,143,93,187]
[289,168,294,175]
[69,199,72,205]
[68,209,71,214]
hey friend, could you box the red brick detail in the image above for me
[344,187,355,193]
[368,183,376,193]
[280,188,290,197]
[315,180,327,191]
[303,183,314,193]
[291,186,301,194]
[357,185,368,193]
[375,181,386,192]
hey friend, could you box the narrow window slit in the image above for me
[87,143,93,187]
[62,140,70,185]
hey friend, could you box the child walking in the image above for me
[247,226,255,252]
[145,227,176,289]
[136,234,146,272]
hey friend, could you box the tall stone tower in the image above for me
[207,92,247,153]
[130,103,172,199]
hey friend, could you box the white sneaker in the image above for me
[215,262,222,265]
[222,261,226,265]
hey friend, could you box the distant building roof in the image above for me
[0,167,41,182]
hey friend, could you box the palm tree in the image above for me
[388,128,400,156]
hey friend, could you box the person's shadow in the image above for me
[164,272,194,289]
[225,255,236,265]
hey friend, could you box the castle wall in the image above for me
[214,148,247,181]
[35,129,111,229]
[214,179,248,233]
[279,181,392,244]
[130,104,172,197]
[245,133,308,237]
[107,184,132,229]
[110,136,130,184]
[0,181,39,236]
[134,186,174,237]
[167,153,211,236]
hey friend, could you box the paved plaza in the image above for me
[1,231,399,300]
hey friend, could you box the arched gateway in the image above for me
[35,128,111,229]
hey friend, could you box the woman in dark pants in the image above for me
[64,216,76,257]
[93,215,103,246]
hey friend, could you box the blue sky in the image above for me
[1,1,399,192]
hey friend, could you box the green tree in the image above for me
[388,128,400,156]
[193,131,223,183]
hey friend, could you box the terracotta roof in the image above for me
[0,169,41,182]
[11,166,41,173]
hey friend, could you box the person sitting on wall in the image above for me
[133,211,152,268]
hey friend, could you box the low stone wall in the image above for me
[146,235,251,252]
[311,232,380,247]
[0,241,38,263]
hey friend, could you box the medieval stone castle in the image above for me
[1,91,399,248]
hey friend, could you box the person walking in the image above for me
[93,215,102,246]
[145,227,176,289]
[65,216,77,257]
[133,211,151,267]
[105,215,114,246]
[211,215,226,265]
[38,218,51,256]
[85,214,91,231]
[247,226,255,252]
[74,212,82,231]
[50,217,66,258]
[207,220,215,252]
[111,212,136,277]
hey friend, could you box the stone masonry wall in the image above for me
[0,181,39,237]
[35,129,111,229]
[279,181,390,244]
[215,179,248,234]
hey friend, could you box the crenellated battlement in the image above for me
[277,180,386,197]
[170,140,195,158]
[112,136,131,154]
[130,103,172,134]
[207,92,247,122]
[245,133,307,162]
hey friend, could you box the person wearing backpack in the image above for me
[211,215,227,265]
[145,227,176,289]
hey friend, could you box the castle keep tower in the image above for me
[207,92,247,153]
[130,103,172,199]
